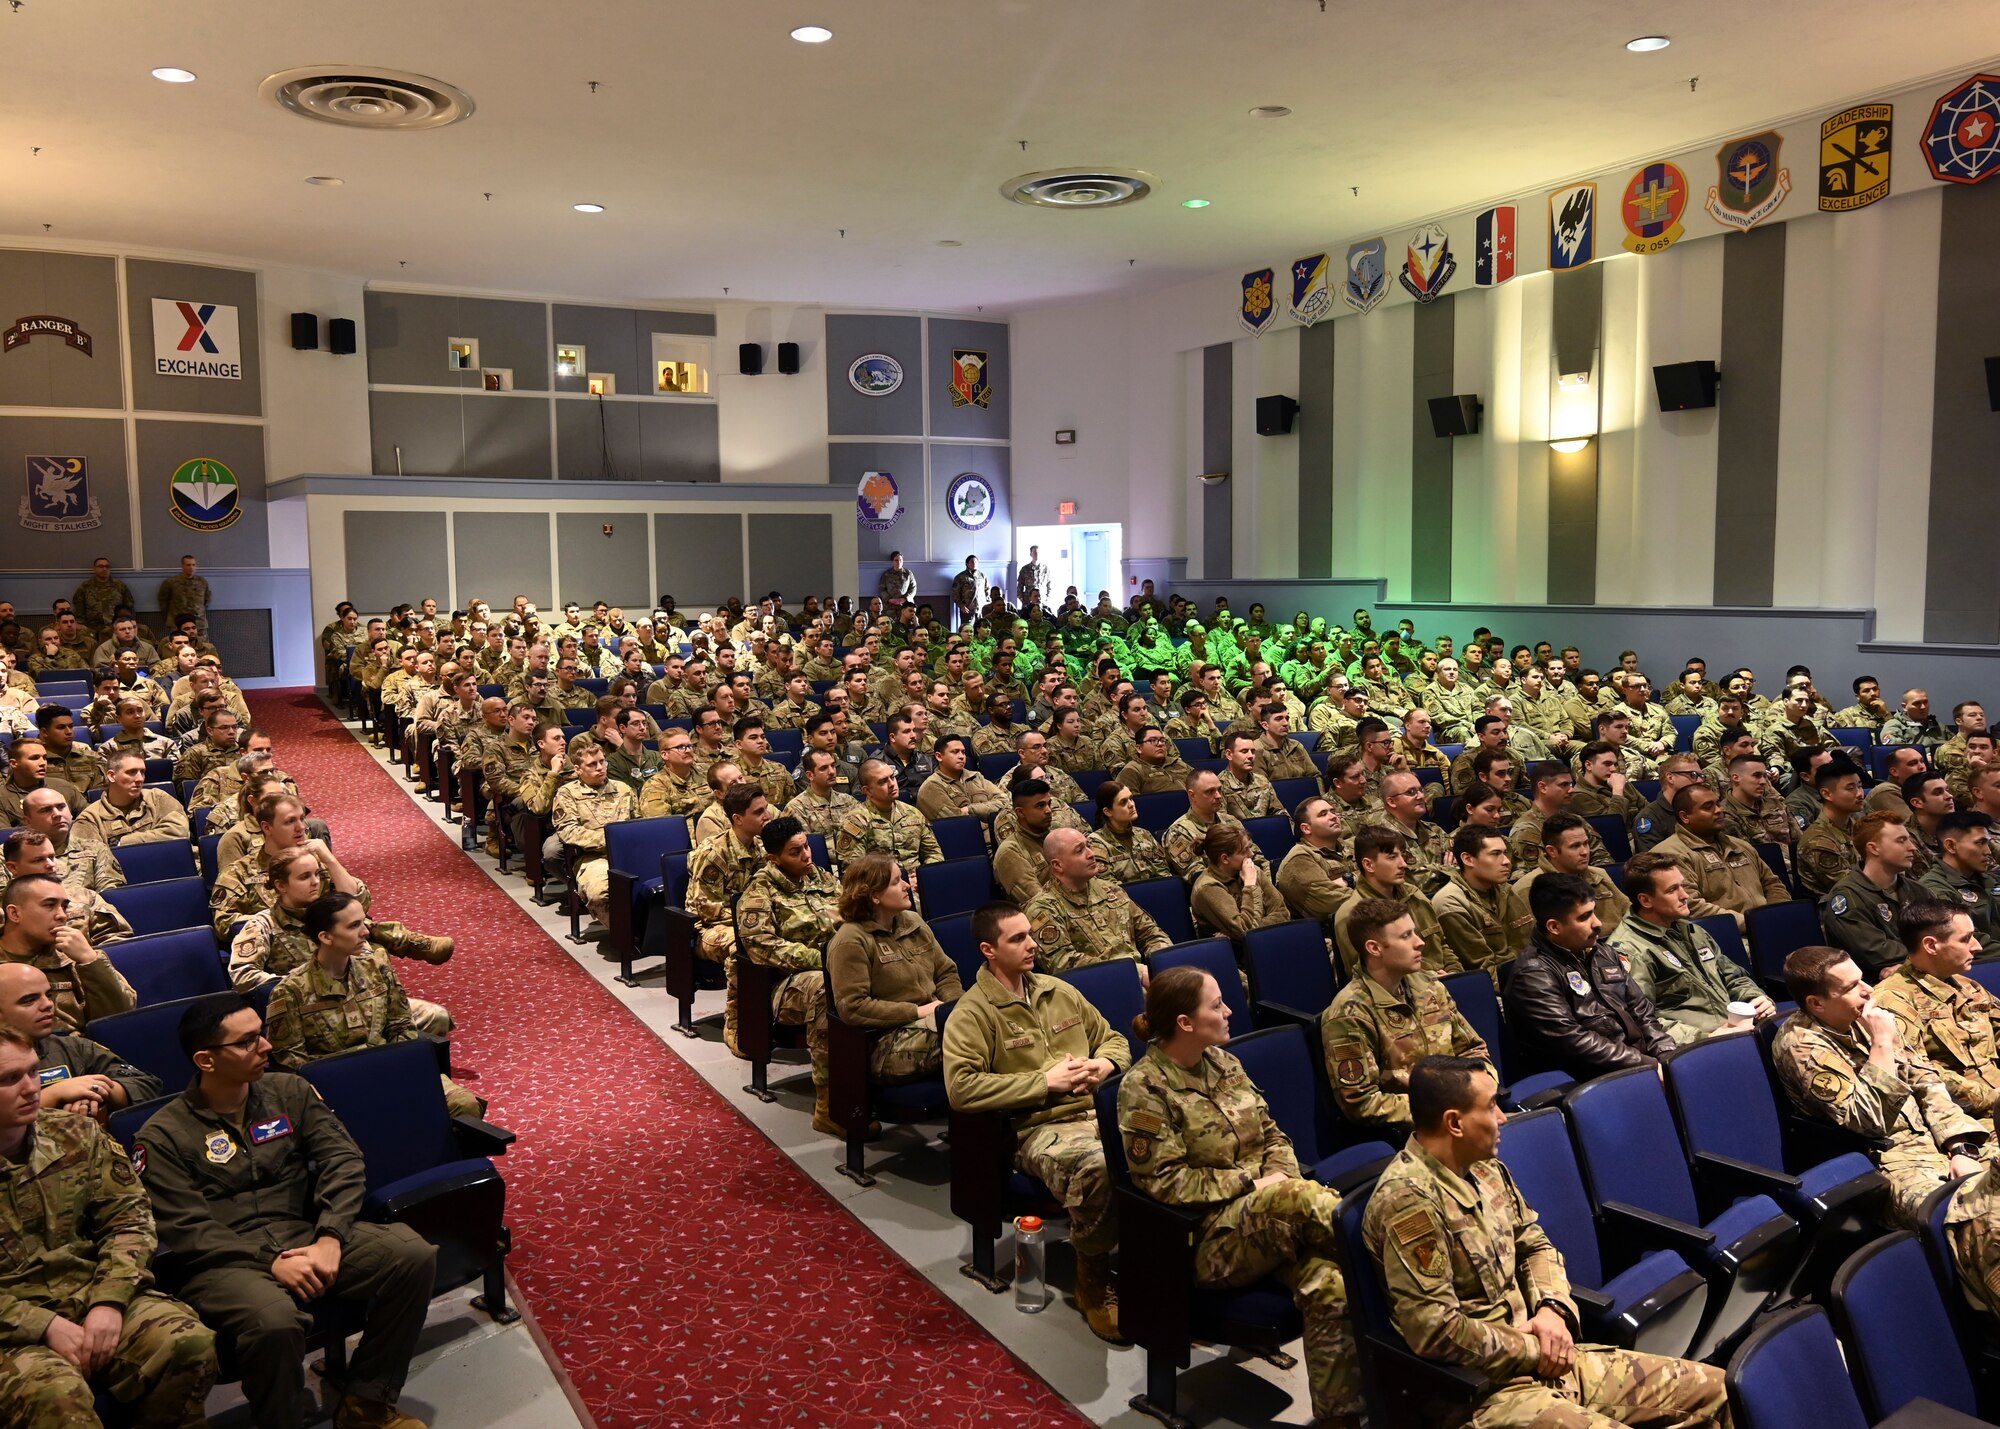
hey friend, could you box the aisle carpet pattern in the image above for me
[253,692,1096,1428]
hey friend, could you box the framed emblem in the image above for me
[1620,162,1688,255]
[21,456,102,533]
[847,353,904,397]
[169,456,242,533]
[152,299,242,380]
[1341,239,1388,314]
[1923,75,2000,185]
[949,348,992,408]
[1549,183,1597,271]
[1240,268,1276,335]
[1474,205,1516,286]
[945,472,994,532]
[1398,225,1457,303]
[1819,104,1893,211]
[856,470,902,531]
[1289,253,1333,326]
[3,314,92,356]
[1706,132,1791,230]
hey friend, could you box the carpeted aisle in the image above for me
[252,691,1096,1428]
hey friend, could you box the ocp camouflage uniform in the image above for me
[228,901,451,1036]
[1219,768,1279,821]
[1429,873,1534,976]
[1255,735,1318,785]
[158,572,211,635]
[1774,1009,1991,1229]
[687,830,764,966]
[1423,683,1480,744]
[1087,824,1172,885]
[637,765,708,822]
[1513,857,1631,934]
[826,911,964,1082]
[266,955,481,1117]
[0,944,135,1033]
[1321,971,1490,1139]
[834,800,941,891]
[550,778,635,911]
[0,1110,217,1426]
[1332,882,1450,978]
[1945,1164,2000,1325]
[1164,811,1270,884]
[992,828,1053,906]
[735,862,840,1085]
[1796,813,1861,899]
[1920,860,2000,956]
[1360,812,1452,897]
[1720,790,1795,853]
[1024,877,1170,972]
[1871,962,2000,1124]
[1119,1044,1361,1425]
[1364,1140,1730,1429]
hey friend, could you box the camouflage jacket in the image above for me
[0,1109,155,1340]
[736,863,840,973]
[1023,877,1169,973]
[1117,1044,1297,1232]
[266,955,417,1070]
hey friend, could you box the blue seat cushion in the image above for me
[1008,1171,1051,1205]
[362,1158,497,1218]
[1189,1282,1304,1347]
[1703,1193,1787,1259]
[872,1080,950,1119]
[1600,1248,1696,1307]
[1793,1152,1878,1203]
[1311,1142,1395,1186]
[1507,1071,1575,1104]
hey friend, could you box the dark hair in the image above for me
[1579,739,1617,766]
[303,891,363,943]
[1540,810,1587,848]
[1784,945,1854,1006]
[1011,776,1051,804]
[1451,822,1505,860]
[1353,825,1406,865]
[1410,1055,1491,1132]
[177,992,258,1059]
[1903,769,1949,803]
[1133,963,1212,1043]
[33,705,70,732]
[1092,780,1127,827]
[1292,794,1330,831]
[1348,896,1414,953]
[1325,754,1361,784]
[1528,760,1571,791]
[1898,897,1963,952]
[1355,717,1389,743]
[1623,850,1681,900]
[971,899,1025,952]
[759,815,804,856]
[721,783,764,819]
[1528,871,1595,928]
[933,732,967,756]
[1815,756,1863,790]
[1939,810,1993,842]
[1200,822,1250,864]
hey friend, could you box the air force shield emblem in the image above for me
[1398,225,1457,303]
[1240,268,1276,336]
[1549,183,1596,271]
[1289,253,1332,326]
[1819,104,1893,211]
[1341,239,1388,314]
[1707,131,1791,230]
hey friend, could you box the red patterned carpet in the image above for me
[252,691,1096,1429]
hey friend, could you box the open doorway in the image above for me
[1014,523,1123,608]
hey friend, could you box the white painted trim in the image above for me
[127,410,266,425]
[444,511,458,611]
[544,304,558,479]
[0,405,131,420]
[116,256,142,567]
[365,382,714,404]
[827,434,925,445]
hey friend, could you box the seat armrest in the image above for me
[1504,1082,1570,1113]
[1599,1200,1717,1259]
[1253,999,1323,1032]
[1360,1332,1490,1404]
[947,1109,1019,1229]
[1569,1285,1614,1317]
[366,1159,502,1220]
[451,1115,517,1156]
[1692,1151,1801,1199]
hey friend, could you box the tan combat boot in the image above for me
[334,1394,427,1429]
[811,1084,880,1140]
[1074,1251,1129,1344]
[377,923,455,965]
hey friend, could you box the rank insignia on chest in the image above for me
[1566,971,1591,996]
[204,1131,236,1164]
[250,1116,294,1144]
[38,1065,70,1085]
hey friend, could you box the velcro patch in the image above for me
[1003,1034,1035,1050]
[1337,1058,1367,1086]
[1127,1133,1154,1165]
[1810,1069,1847,1103]
[249,1116,294,1144]
[1051,1015,1082,1033]
[1126,1110,1165,1135]
[1392,1206,1439,1248]
[131,1144,145,1177]
[38,1065,70,1085]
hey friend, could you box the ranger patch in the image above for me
[1809,1069,1847,1103]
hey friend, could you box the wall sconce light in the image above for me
[1548,437,1592,454]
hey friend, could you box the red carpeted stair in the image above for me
[252,691,1095,1428]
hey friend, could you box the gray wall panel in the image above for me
[829,441,924,561]
[1410,297,1455,602]
[345,510,446,614]
[825,314,923,436]
[362,290,547,390]
[368,391,469,476]
[1546,268,1601,604]
[747,514,834,599]
[1202,343,1232,579]
[0,416,133,567]
[637,401,721,482]
[1925,181,2000,644]
[207,608,274,680]
[454,512,552,610]
[1713,225,1787,607]
[654,512,744,608]
[126,260,262,417]
[558,512,649,609]
[556,396,642,481]
[1297,323,1334,579]
[460,396,554,478]
[926,443,1011,566]
[0,251,124,409]
[550,305,640,396]
[926,318,1009,442]
[134,419,269,567]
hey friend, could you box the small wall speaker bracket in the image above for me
[1255,394,1299,436]
[290,312,319,351]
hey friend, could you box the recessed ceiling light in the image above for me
[151,67,198,83]
[1248,105,1291,119]
[1625,35,1670,52]
[791,25,833,42]
[1182,198,1211,209]
[573,203,606,214]
[305,176,344,187]
[935,239,962,247]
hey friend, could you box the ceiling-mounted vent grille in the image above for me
[260,67,475,130]
[1000,170,1157,209]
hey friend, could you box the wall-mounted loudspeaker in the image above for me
[739,342,763,376]
[290,312,319,351]
[777,341,800,375]
[1653,359,1720,411]
[1428,394,1482,438]
[327,318,356,355]
[1984,355,2000,412]
[1255,394,1299,436]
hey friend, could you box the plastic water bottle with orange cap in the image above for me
[1014,1215,1046,1312]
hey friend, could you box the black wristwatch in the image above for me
[1535,1297,1577,1334]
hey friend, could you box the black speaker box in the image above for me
[1984,355,2000,412]
[777,341,800,375]
[1653,359,1719,411]
[1255,394,1299,436]
[290,312,318,351]
[739,342,763,376]
[1428,394,1482,438]
[327,318,356,355]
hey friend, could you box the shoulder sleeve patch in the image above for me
[1391,1205,1439,1248]
[1809,1068,1848,1103]
[1125,1110,1164,1135]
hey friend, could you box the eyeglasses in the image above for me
[206,1030,268,1052]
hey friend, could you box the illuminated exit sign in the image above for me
[1056,501,1077,517]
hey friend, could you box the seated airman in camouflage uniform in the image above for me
[1870,898,2000,1129]
[1023,829,1169,975]
[549,742,636,926]
[834,760,942,895]
[688,784,772,1058]
[735,817,840,1125]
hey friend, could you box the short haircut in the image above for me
[1622,850,1681,900]
[759,815,805,856]
[721,782,764,820]
[1355,717,1389,743]
[101,747,144,773]
[970,899,1025,952]
[1540,810,1587,847]
[177,992,258,1059]
[1902,769,1948,803]
[1815,756,1863,789]
[1011,776,1051,803]
[1851,810,1904,856]
[1472,714,1504,737]
[1347,896,1413,953]
[1409,1055,1491,1132]
[1939,810,1993,842]
[1579,739,1616,765]
[34,705,71,732]
[1528,871,1595,928]
[1451,823,1506,860]
[1324,754,1361,784]
[1352,825,1406,864]
[303,891,363,942]
[1898,897,1964,952]
[1528,760,1570,791]
[1783,945,1854,1006]
[733,715,765,741]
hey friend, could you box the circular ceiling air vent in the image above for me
[1000,169,1158,209]
[260,67,475,130]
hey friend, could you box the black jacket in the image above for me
[1504,932,1677,1078]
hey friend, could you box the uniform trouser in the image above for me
[1883,1146,1968,1232]
[442,1073,484,1118]
[766,967,829,1086]
[9,1290,217,1428]
[870,1024,942,1084]
[177,1221,437,1429]
[1468,1349,1730,1428]
[1193,1178,1360,1423]
[1016,1115,1116,1256]
[573,854,611,910]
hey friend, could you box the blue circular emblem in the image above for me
[945,472,994,532]
[847,353,903,397]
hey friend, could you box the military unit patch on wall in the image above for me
[1706,132,1791,230]
[1289,253,1332,325]
[1621,162,1689,255]
[1398,225,1457,302]
[20,456,102,533]
[3,314,92,356]
[856,470,902,530]
[1240,268,1276,335]
[1342,239,1388,313]
[847,352,903,397]
[1474,206,1516,287]
[945,472,994,531]
[1549,183,1597,271]
[948,348,992,408]
[1923,74,2000,185]
[1819,104,1893,211]
[168,457,242,532]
